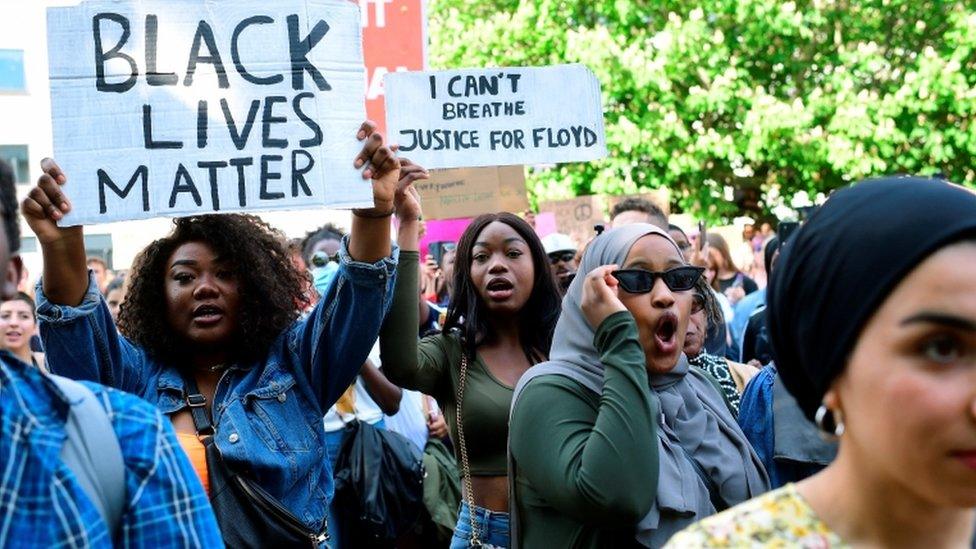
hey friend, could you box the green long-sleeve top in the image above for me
[379,250,512,475]
[509,311,659,548]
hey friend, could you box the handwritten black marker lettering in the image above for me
[291,150,314,197]
[184,21,229,88]
[260,154,285,200]
[287,15,330,91]
[221,98,260,150]
[229,156,253,207]
[142,104,183,149]
[93,13,137,93]
[231,16,284,86]
[97,166,148,213]
[261,96,289,148]
[170,163,203,207]
[145,15,177,86]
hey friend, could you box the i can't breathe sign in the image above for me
[383,64,608,169]
[46,0,370,226]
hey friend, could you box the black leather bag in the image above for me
[332,420,425,548]
[183,376,329,548]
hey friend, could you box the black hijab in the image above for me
[767,177,976,421]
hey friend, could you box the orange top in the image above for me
[175,432,209,496]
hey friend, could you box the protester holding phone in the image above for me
[508,224,767,548]
[381,206,562,548]
[26,121,403,544]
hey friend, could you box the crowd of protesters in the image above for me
[2,118,976,549]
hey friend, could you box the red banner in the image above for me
[358,0,427,134]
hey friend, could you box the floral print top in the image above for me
[664,484,847,548]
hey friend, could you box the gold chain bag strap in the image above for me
[455,352,483,547]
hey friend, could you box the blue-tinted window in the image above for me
[0,145,29,183]
[0,49,26,92]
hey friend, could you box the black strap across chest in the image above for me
[183,374,215,437]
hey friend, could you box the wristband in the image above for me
[353,206,395,218]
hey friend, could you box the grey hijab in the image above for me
[509,224,768,548]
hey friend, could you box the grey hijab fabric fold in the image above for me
[509,224,769,548]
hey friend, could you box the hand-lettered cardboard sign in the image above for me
[538,195,607,248]
[384,64,607,169]
[47,0,370,226]
[416,165,528,220]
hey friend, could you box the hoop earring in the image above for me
[815,404,845,437]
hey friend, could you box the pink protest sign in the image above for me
[533,212,557,238]
[420,217,473,258]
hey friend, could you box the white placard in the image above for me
[47,0,370,226]
[383,64,607,169]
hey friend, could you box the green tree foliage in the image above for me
[427,0,976,220]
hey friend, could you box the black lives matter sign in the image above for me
[47,0,370,225]
[384,64,607,169]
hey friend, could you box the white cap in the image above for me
[542,233,576,255]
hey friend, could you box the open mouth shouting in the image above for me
[191,303,225,327]
[485,277,515,301]
[653,311,680,355]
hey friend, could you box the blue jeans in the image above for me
[449,502,510,549]
[325,419,386,549]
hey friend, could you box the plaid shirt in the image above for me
[0,352,221,547]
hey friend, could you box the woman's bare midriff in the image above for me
[469,476,510,512]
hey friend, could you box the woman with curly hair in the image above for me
[24,122,404,545]
[683,277,759,417]
[380,208,562,549]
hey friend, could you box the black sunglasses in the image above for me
[611,266,705,293]
[548,251,576,264]
[310,251,341,268]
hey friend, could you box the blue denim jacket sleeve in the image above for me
[737,365,777,486]
[36,272,151,395]
[290,235,398,408]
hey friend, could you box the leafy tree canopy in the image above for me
[428,0,976,221]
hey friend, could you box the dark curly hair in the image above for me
[444,212,561,361]
[300,222,346,262]
[117,214,310,365]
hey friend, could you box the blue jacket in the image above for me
[38,237,398,532]
[0,351,222,547]
[737,364,836,488]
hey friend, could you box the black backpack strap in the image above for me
[182,374,214,437]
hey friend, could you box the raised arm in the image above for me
[378,159,453,397]
[292,123,403,408]
[22,158,88,306]
[26,159,150,393]
[348,121,400,264]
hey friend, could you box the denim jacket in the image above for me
[37,236,398,532]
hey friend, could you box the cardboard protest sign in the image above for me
[47,0,370,225]
[538,195,607,248]
[384,64,607,169]
[416,165,528,220]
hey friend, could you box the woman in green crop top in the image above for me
[381,197,562,548]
